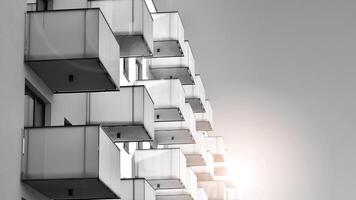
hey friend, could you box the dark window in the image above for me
[137,142,143,150]
[24,86,45,127]
[64,118,72,127]
[36,0,53,11]
[123,58,129,81]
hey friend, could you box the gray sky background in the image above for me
[154,1,356,200]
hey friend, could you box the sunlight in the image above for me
[228,159,256,190]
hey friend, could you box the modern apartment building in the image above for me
[0,0,239,199]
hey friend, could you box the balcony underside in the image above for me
[157,194,193,200]
[102,124,152,142]
[196,121,213,131]
[148,179,185,190]
[155,108,184,122]
[194,172,214,182]
[186,98,205,113]
[116,34,153,57]
[26,58,117,93]
[155,129,195,145]
[150,67,194,85]
[22,178,119,200]
[153,40,184,57]
[213,154,225,162]
[185,154,206,166]
[214,167,228,176]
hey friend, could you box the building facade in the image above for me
[0,0,239,199]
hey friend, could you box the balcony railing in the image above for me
[198,181,226,200]
[168,132,208,166]
[149,41,195,85]
[133,148,187,190]
[24,9,120,93]
[135,79,187,122]
[183,75,206,113]
[152,12,185,57]
[205,136,226,162]
[195,100,213,131]
[190,152,214,181]
[120,178,155,200]
[21,125,121,199]
[156,168,197,200]
[197,188,208,200]
[155,104,196,145]
[89,0,154,57]
[51,86,154,142]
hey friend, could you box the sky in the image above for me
[154,0,356,200]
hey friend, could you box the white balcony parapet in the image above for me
[197,188,208,200]
[205,136,226,162]
[51,86,154,142]
[195,100,213,131]
[225,188,240,200]
[89,0,154,57]
[21,125,121,199]
[198,181,226,200]
[135,79,187,122]
[183,75,206,113]
[167,132,208,166]
[120,178,155,200]
[155,104,196,145]
[149,41,195,85]
[156,168,197,200]
[190,152,214,181]
[133,148,187,190]
[152,12,185,57]
[24,9,120,93]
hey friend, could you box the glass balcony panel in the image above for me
[135,79,187,122]
[197,188,208,200]
[205,136,226,162]
[198,181,226,200]
[190,152,214,181]
[25,9,120,93]
[156,168,197,200]
[152,12,185,57]
[155,104,196,145]
[21,125,121,199]
[149,41,195,85]
[51,86,154,142]
[183,75,206,113]
[133,149,187,189]
[89,0,153,57]
[195,100,213,131]
[120,178,155,200]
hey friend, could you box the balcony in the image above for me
[120,178,155,200]
[152,12,185,57]
[52,86,154,142]
[190,152,214,181]
[24,9,120,93]
[133,148,187,189]
[197,188,208,200]
[135,79,187,122]
[89,0,153,57]
[205,136,226,162]
[156,168,197,200]
[149,41,195,85]
[183,75,206,113]
[21,125,121,199]
[198,181,226,200]
[226,188,240,200]
[168,132,208,166]
[155,104,196,145]
[195,100,213,131]
[214,162,229,177]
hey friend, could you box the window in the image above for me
[36,0,53,11]
[136,59,143,81]
[64,118,72,127]
[123,58,129,81]
[24,86,45,127]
